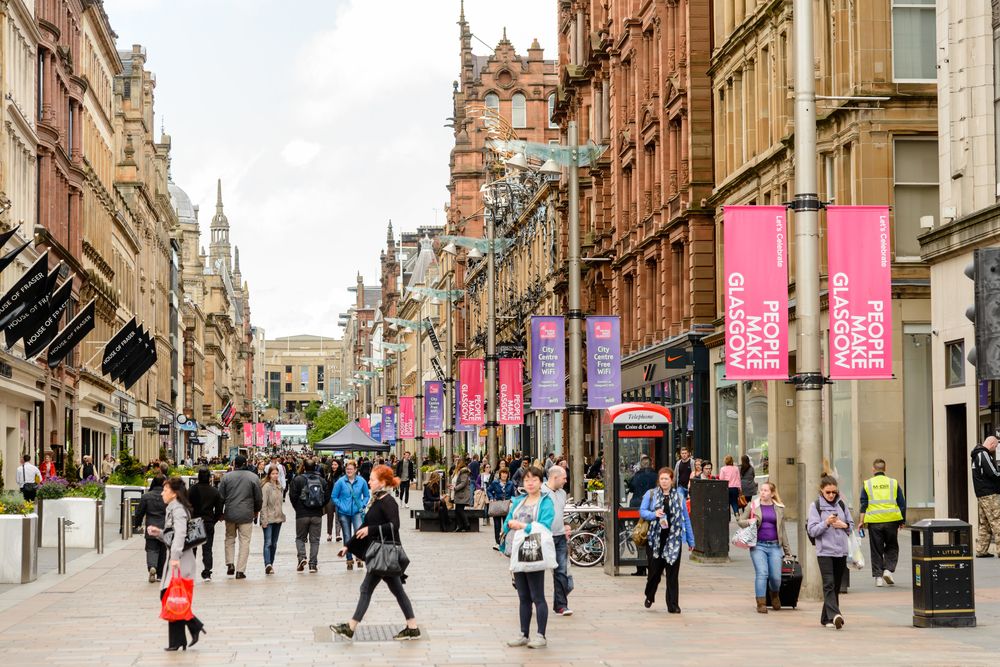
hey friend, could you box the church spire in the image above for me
[210,178,232,274]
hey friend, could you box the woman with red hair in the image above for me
[331,465,422,641]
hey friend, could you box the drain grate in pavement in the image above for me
[315,624,425,643]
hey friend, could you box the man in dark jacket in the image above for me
[359,457,372,482]
[395,451,415,506]
[290,458,328,573]
[972,436,1000,557]
[627,456,658,507]
[189,467,224,581]
[218,455,263,579]
[134,475,167,583]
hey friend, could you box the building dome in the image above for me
[169,182,196,223]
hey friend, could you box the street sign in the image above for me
[431,357,446,382]
[158,424,170,435]
[188,437,201,445]
[141,417,158,429]
[120,421,134,435]
[497,342,525,358]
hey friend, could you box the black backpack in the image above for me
[300,474,325,509]
[808,498,847,545]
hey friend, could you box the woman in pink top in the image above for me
[718,455,742,517]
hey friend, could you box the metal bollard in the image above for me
[122,500,132,540]
[96,500,104,553]
[57,516,67,574]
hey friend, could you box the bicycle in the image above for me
[568,512,606,567]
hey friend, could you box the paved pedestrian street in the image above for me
[0,498,997,667]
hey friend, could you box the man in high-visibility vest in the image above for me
[859,458,906,587]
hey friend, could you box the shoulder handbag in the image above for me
[631,490,651,546]
[731,506,758,549]
[21,465,38,493]
[162,514,208,551]
[364,525,410,577]
[488,498,512,518]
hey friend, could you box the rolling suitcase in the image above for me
[779,557,803,609]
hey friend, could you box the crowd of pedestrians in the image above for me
[114,434,1000,652]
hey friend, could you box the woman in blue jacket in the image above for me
[501,466,555,649]
[331,460,370,571]
[487,467,517,546]
[639,467,694,613]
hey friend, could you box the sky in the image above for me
[104,0,557,339]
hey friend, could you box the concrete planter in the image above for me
[39,498,99,548]
[0,514,37,584]
[104,485,146,524]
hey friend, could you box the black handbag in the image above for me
[162,516,208,551]
[364,525,410,577]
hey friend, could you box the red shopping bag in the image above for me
[160,566,194,622]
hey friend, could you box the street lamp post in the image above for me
[792,0,823,599]
[485,191,499,469]
[566,121,586,501]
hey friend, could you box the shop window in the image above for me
[905,328,934,507]
[744,381,768,476]
[831,378,854,505]
[715,365,739,466]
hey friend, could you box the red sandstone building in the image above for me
[554,0,716,457]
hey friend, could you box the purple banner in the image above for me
[424,381,444,434]
[586,316,622,409]
[530,316,565,409]
[381,406,396,443]
[370,423,381,442]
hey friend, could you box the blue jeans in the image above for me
[338,513,364,561]
[750,540,783,597]
[552,534,570,610]
[262,522,282,566]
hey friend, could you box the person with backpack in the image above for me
[737,481,791,613]
[289,458,328,573]
[188,467,224,581]
[331,459,370,570]
[806,475,854,630]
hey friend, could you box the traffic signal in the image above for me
[964,247,1000,379]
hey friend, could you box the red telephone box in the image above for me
[602,403,671,576]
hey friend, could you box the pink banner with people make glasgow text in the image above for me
[398,396,415,438]
[723,206,789,380]
[827,206,893,380]
[458,358,485,426]
[498,358,524,425]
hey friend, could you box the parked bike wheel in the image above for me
[569,531,605,567]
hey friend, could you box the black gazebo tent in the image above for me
[312,420,391,453]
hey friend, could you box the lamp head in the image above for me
[506,152,529,171]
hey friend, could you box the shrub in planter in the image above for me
[65,480,105,500]
[35,477,70,500]
[0,490,34,515]
[108,447,145,486]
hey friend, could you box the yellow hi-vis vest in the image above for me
[864,475,903,523]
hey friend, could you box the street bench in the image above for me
[413,508,486,532]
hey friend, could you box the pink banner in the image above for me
[724,206,789,380]
[243,422,252,445]
[255,422,265,447]
[827,206,893,379]
[498,358,523,424]
[399,396,415,438]
[359,417,370,435]
[459,358,485,425]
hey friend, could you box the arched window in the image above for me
[485,93,499,113]
[512,93,527,128]
[548,93,558,128]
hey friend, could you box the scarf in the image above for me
[647,487,685,565]
[366,488,389,515]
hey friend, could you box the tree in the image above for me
[307,406,349,445]
[304,400,321,423]
[63,444,79,483]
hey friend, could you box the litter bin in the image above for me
[689,479,730,562]
[911,518,975,627]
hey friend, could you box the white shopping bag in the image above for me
[847,530,866,571]
[510,524,557,573]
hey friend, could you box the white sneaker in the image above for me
[560,608,573,616]
[507,635,529,647]
[527,636,547,649]
[882,570,895,586]
[874,576,885,587]
[824,623,836,629]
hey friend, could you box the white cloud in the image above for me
[281,140,322,167]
